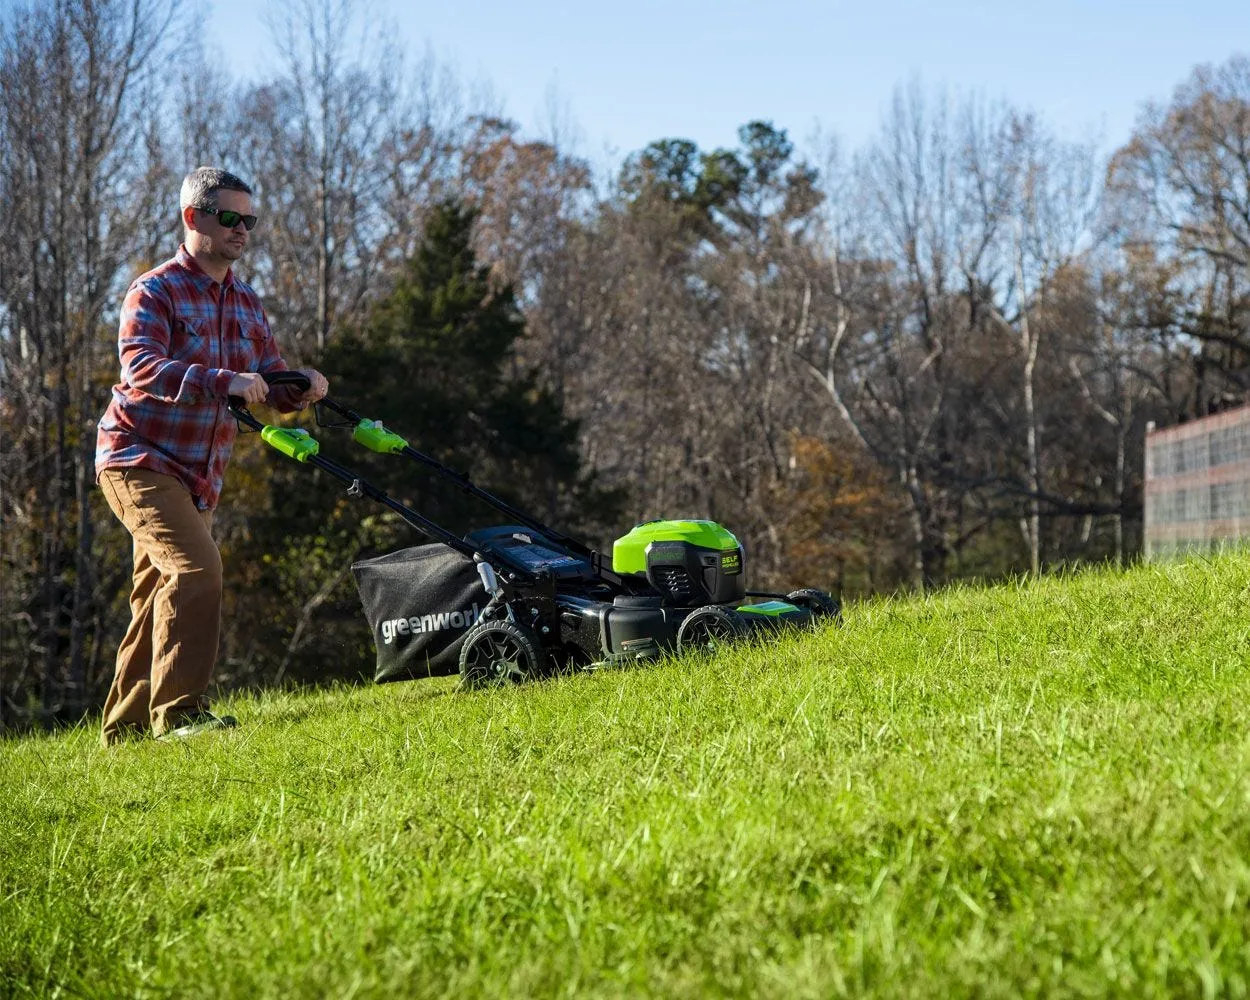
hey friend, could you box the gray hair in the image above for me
[179,166,252,213]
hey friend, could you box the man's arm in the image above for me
[119,280,237,403]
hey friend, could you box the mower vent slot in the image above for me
[654,566,694,603]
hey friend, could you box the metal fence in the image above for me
[1144,405,1250,559]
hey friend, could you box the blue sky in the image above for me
[207,0,1249,169]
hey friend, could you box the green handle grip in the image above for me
[353,418,408,454]
[261,426,320,462]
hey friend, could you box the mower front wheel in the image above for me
[459,620,548,689]
[785,588,843,624]
[677,605,749,654]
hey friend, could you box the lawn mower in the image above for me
[230,372,841,687]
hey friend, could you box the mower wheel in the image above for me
[459,620,548,689]
[677,605,749,653]
[785,588,843,624]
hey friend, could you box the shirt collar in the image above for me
[176,244,235,292]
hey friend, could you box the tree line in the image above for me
[2,0,1247,728]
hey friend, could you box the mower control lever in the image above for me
[310,396,409,454]
[227,371,321,461]
[260,426,320,462]
[353,419,408,455]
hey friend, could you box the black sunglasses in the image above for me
[198,206,258,231]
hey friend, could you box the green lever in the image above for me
[353,418,408,454]
[261,426,320,462]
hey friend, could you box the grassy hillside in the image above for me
[3,554,1249,998]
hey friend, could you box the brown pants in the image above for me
[98,469,222,745]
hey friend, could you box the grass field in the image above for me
[3,554,1250,998]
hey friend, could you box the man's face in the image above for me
[193,189,254,262]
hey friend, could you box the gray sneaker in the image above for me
[157,712,239,740]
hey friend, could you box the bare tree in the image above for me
[1108,54,1250,413]
[1006,116,1100,572]
[791,87,1101,583]
[0,0,181,726]
[794,84,985,588]
[233,0,408,357]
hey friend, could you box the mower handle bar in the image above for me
[225,372,541,579]
[226,369,311,411]
[229,375,604,588]
[228,374,571,566]
[312,394,610,573]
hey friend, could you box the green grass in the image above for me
[3,554,1250,998]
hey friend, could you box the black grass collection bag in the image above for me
[351,543,489,682]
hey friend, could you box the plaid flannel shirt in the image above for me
[95,245,304,510]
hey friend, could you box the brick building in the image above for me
[1144,405,1250,558]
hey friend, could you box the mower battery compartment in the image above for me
[466,525,596,582]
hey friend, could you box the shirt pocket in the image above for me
[170,316,212,365]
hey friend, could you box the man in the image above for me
[95,166,328,746]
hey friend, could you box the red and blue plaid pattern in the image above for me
[95,246,303,510]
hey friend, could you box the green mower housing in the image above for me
[612,519,747,606]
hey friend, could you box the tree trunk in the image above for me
[1016,235,1041,576]
[1113,421,1126,566]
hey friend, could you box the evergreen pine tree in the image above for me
[324,199,621,543]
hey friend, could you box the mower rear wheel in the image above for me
[677,605,749,653]
[785,588,843,624]
[459,620,548,689]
